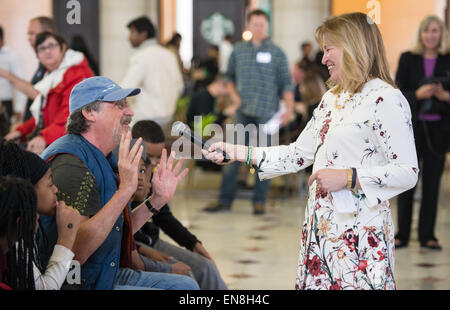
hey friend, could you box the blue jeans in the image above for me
[154,239,228,290]
[113,268,200,290]
[218,111,273,207]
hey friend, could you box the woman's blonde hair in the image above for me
[411,15,450,55]
[315,12,395,94]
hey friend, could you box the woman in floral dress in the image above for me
[203,12,418,290]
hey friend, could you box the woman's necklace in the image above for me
[334,92,354,110]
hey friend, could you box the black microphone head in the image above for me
[171,121,189,136]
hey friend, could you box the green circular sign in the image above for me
[200,12,234,45]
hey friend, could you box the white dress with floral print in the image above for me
[254,78,419,290]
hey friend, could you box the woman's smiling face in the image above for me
[421,20,442,52]
[36,36,65,72]
[321,35,343,83]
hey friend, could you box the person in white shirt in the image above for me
[0,26,27,126]
[0,140,81,290]
[203,13,419,290]
[121,16,184,133]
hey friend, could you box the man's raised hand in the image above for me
[151,149,189,208]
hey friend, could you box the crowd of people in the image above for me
[0,8,448,290]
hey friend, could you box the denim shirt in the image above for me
[40,134,123,290]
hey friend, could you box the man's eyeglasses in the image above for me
[37,42,60,54]
[105,99,129,110]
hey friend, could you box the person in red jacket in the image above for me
[0,32,93,154]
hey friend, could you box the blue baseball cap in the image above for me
[69,76,141,113]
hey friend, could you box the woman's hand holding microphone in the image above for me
[201,142,250,165]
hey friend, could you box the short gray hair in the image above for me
[66,101,101,135]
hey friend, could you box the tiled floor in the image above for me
[165,160,450,290]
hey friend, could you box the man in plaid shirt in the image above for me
[204,9,294,215]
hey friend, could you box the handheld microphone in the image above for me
[171,121,230,162]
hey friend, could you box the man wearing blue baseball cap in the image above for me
[38,76,196,290]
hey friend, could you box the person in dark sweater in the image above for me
[131,156,194,279]
[186,75,229,128]
[131,120,228,290]
[395,15,450,251]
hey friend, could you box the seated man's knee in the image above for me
[175,275,200,290]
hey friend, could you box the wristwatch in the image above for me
[144,199,160,215]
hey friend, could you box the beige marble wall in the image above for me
[99,0,158,82]
[271,0,330,68]
[0,0,52,79]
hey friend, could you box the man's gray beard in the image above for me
[113,116,133,145]
[112,126,123,145]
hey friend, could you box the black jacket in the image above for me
[132,202,200,251]
[395,51,450,123]
[186,87,227,127]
